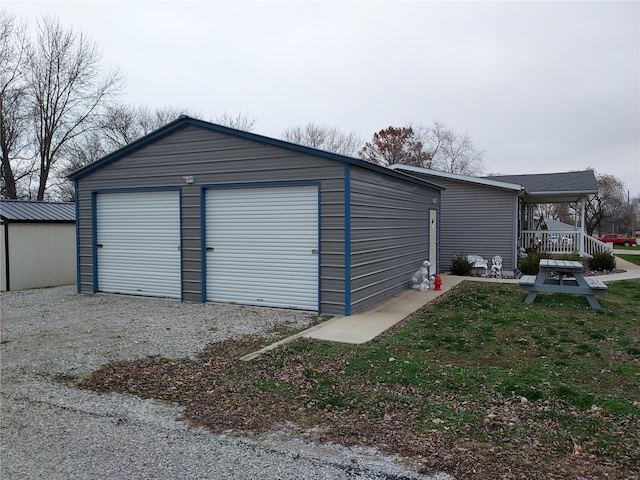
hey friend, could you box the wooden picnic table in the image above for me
[519,258,607,309]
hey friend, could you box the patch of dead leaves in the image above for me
[82,337,640,480]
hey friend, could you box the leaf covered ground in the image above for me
[82,280,640,479]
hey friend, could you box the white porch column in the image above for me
[579,199,586,256]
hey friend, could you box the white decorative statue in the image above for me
[411,260,434,292]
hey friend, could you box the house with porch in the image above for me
[485,170,609,258]
[390,166,610,276]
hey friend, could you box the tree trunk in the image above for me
[1,150,18,198]
[36,154,48,200]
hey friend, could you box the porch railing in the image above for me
[520,230,613,257]
[583,233,614,256]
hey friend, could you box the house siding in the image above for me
[76,125,347,315]
[406,174,518,273]
[349,167,436,313]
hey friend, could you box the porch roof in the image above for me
[484,170,598,203]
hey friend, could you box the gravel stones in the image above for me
[1,286,446,480]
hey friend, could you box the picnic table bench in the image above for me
[519,259,607,309]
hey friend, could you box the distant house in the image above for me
[1,200,76,291]
[540,219,579,232]
[390,166,603,275]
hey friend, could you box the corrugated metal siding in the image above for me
[1,223,76,291]
[349,167,435,314]
[76,126,346,315]
[413,176,518,273]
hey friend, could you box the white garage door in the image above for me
[205,185,318,310]
[96,190,181,298]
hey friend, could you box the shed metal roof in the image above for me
[68,116,445,192]
[0,200,76,223]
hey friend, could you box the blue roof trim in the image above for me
[199,186,207,303]
[90,192,98,293]
[67,116,445,192]
[74,182,80,293]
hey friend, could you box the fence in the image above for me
[520,230,612,257]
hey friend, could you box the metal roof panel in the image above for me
[0,200,76,222]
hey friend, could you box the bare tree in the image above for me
[629,194,640,236]
[582,172,626,236]
[25,16,123,200]
[0,11,31,199]
[49,130,108,201]
[418,121,485,175]
[607,190,639,236]
[98,104,192,152]
[283,123,362,156]
[100,104,142,149]
[3,13,258,200]
[214,111,256,131]
[360,121,485,174]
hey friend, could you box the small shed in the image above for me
[69,116,444,316]
[1,200,76,291]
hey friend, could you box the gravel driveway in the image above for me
[1,286,448,480]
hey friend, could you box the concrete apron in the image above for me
[303,276,466,344]
[241,254,640,360]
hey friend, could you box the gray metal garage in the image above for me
[69,116,444,316]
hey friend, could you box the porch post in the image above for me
[579,199,586,257]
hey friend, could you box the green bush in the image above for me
[588,252,616,271]
[559,252,581,262]
[518,251,552,275]
[450,252,473,276]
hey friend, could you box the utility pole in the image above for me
[628,190,632,237]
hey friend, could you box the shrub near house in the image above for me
[588,252,617,272]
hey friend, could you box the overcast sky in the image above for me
[8,1,640,196]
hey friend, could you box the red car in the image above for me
[595,234,639,247]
